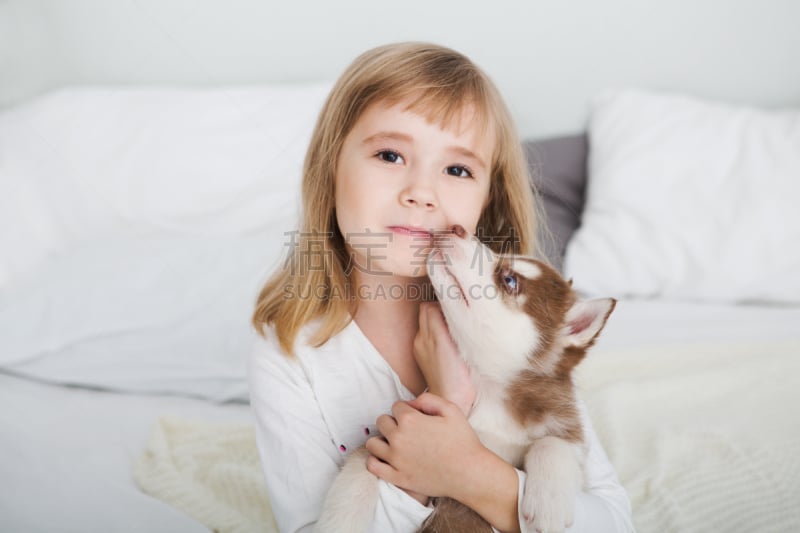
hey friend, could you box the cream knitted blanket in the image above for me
[133,416,278,533]
[134,341,800,533]
[576,340,800,533]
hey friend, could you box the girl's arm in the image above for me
[249,333,434,533]
[366,393,522,532]
[371,302,634,532]
[366,393,634,533]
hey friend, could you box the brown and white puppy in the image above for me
[316,227,615,533]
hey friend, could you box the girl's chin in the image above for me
[358,258,429,279]
[345,244,433,279]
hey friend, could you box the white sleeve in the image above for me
[512,398,635,533]
[248,335,433,533]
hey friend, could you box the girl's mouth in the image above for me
[388,226,433,239]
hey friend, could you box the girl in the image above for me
[249,42,633,533]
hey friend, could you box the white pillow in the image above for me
[0,83,332,288]
[565,89,800,304]
[0,231,289,403]
[0,84,331,400]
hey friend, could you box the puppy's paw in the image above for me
[521,437,583,533]
[315,447,378,533]
[520,475,575,533]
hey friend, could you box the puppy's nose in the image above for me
[451,224,467,239]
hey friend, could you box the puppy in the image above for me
[316,226,615,533]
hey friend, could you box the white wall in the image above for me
[2,0,799,138]
[0,0,59,107]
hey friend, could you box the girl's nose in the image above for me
[401,193,436,209]
[400,173,437,209]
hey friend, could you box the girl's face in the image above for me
[334,98,493,279]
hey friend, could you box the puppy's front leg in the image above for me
[520,436,583,533]
[315,447,379,533]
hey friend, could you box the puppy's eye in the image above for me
[502,272,518,294]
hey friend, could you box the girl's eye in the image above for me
[446,165,474,179]
[376,150,404,164]
[502,272,518,294]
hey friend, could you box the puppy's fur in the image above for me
[316,228,615,533]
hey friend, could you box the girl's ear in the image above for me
[563,298,616,348]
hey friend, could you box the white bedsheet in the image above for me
[0,373,252,533]
[592,299,800,350]
[1,299,798,533]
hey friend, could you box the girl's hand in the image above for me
[413,302,476,416]
[365,393,488,499]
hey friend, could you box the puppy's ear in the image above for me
[567,278,574,287]
[564,298,616,348]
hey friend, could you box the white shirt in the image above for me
[248,318,635,533]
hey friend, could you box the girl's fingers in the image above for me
[422,303,454,344]
[365,452,399,482]
[390,400,419,421]
[375,413,397,438]
[407,391,456,417]
[418,302,432,336]
[365,435,391,461]
[377,401,421,442]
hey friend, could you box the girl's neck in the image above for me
[351,271,428,395]
[352,271,423,343]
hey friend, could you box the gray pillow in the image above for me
[523,134,588,272]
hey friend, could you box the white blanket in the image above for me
[577,340,800,533]
[133,416,278,533]
[134,340,800,533]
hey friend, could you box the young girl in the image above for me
[249,42,633,533]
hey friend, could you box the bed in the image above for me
[1,85,798,533]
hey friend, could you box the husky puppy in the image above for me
[316,226,615,533]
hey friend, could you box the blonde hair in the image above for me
[252,41,541,356]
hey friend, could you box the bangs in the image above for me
[402,83,492,139]
[332,42,501,164]
[373,75,494,151]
